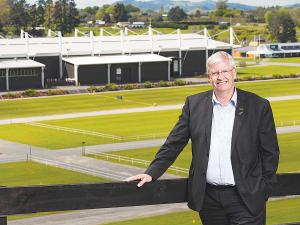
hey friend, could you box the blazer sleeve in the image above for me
[145,97,191,181]
[259,100,280,197]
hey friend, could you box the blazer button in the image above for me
[203,172,206,176]
[206,153,209,157]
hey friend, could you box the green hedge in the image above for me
[151,22,188,30]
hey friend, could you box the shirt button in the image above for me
[206,153,209,157]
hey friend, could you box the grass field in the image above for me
[234,57,261,62]
[267,57,300,64]
[237,66,300,77]
[103,196,300,225]
[86,132,300,175]
[0,79,300,120]
[0,98,298,149]
[0,161,113,221]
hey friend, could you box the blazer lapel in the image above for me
[204,90,213,153]
[231,88,246,149]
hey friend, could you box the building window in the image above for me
[9,68,39,77]
[173,60,178,72]
[0,70,6,77]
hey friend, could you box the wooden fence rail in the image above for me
[0,173,299,225]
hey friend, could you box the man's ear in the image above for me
[207,73,211,83]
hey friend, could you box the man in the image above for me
[125,51,279,224]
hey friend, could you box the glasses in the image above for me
[209,68,235,77]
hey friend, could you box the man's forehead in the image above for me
[210,61,231,70]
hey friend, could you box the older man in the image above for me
[125,51,279,224]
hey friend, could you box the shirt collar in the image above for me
[212,88,237,107]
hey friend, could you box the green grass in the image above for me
[237,66,300,77]
[0,161,113,221]
[1,79,300,120]
[103,196,300,225]
[87,132,300,174]
[0,99,299,149]
[267,57,300,64]
[234,57,261,62]
[0,161,112,187]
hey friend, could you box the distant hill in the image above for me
[111,0,257,11]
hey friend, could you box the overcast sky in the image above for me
[26,0,300,10]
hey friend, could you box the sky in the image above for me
[26,0,300,10]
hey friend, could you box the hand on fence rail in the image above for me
[125,174,153,187]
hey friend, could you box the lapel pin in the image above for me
[239,108,244,111]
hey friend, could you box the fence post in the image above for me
[107,154,108,160]
[137,135,139,141]
[294,120,296,126]
[153,134,155,139]
[281,122,283,127]
[132,158,133,165]
[119,156,120,162]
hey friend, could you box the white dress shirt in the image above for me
[206,88,237,186]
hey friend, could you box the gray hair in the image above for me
[206,51,236,74]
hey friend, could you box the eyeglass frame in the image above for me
[208,67,236,78]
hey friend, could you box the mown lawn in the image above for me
[237,66,300,77]
[0,98,298,149]
[0,79,300,120]
[0,161,113,221]
[267,57,300,64]
[0,99,299,149]
[234,57,261,62]
[87,132,300,175]
[103,196,300,225]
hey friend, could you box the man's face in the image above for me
[207,60,236,96]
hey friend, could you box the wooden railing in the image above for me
[0,173,299,225]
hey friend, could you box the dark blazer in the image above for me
[145,88,280,215]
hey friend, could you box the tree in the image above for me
[125,4,139,13]
[9,0,30,31]
[159,4,164,14]
[216,0,228,10]
[44,0,54,29]
[146,9,154,14]
[265,9,297,43]
[278,9,297,43]
[95,4,109,19]
[168,6,186,22]
[53,0,79,34]
[113,3,127,22]
[194,9,201,17]
[102,13,110,23]
[0,0,10,26]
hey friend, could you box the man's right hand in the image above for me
[124,174,153,187]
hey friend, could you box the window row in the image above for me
[0,69,40,77]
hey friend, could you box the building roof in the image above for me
[0,32,236,59]
[0,58,45,69]
[62,54,172,66]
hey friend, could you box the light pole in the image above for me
[82,142,85,155]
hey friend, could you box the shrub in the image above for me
[253,76,261,80]
[158,80,168,87]
[290,73,297,78]
[47,89,56,95]
[142,81,152,88]
[260,75,268,80]
[24,89,38,96]
[174,79,184,86]
[206,24,214,30]
[282,74,290,78]
[89,85,99,92]
[132,83,139,89]
[219,24,228,30]
[240,76,253,81]
[7,92,16,97]
[125,83,133,90]
[271,74,283,79]
[105,83,118,91]
[238,61,246,67]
